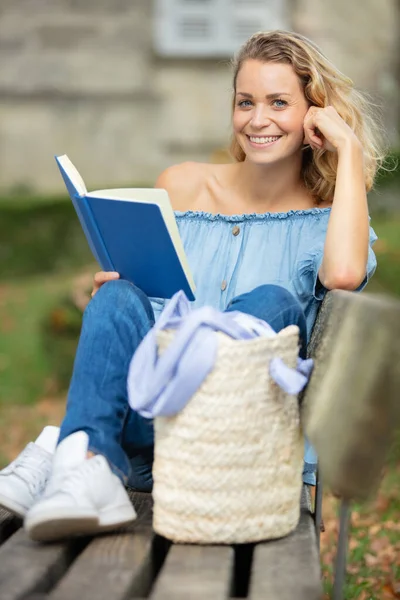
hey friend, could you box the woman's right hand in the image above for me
[91,271,120,298]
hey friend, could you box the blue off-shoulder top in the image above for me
[151,208,377,338]
[150,207,378,485]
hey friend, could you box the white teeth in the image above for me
[249,136,280,144]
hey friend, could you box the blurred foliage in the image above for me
[0,270,78,405]
[375,149,400,188]
[41,297,84,391]
[370,215,400,298]
[0,200,92,280]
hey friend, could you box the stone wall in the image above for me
[292,0,400,142]
[0,0,398,193]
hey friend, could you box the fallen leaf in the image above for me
[353,516,375,528]
[381,556,395,573]
[349,538,360,551]
[322,550,335,566]
[322,518,338,534]
[390,579,400,598]
[346,564,359,575]
[383,547,399,561]
[382,581,400,598]
[382,588,395,599]
[365,552,380,567]
[370,537,390,555]
[369,524,382,536]
[375,495,391,513]
[358,530,368,538]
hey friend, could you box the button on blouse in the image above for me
[150,208,377,345]
[232,225,240,236]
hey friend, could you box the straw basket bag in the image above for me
[152,324,304,544]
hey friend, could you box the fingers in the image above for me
[304,108,324,150]
[304,130,323,150]
[94,271,120,284]
[304,105,346,152]
[91,271,120,298]
[303,129,323,150]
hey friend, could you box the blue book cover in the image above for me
[55,155,196,301]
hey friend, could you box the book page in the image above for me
[57,155,87,197]
[157,201,196,295]
[87,188,167,202]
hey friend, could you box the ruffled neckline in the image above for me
[174,207,331,222]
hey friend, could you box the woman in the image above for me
[0,30,382,541]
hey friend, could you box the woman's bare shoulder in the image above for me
[154,162,235,211]
[154,162,210,211]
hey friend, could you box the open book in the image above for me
[55,155,196,300]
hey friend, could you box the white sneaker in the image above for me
[24,431,137,542]
[0,426,60,518]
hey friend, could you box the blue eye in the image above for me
[273,99,287,108]
[237,99,253,108]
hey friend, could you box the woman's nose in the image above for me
[251,105,271,128]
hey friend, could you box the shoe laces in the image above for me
[6,443,52,497]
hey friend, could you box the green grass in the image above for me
[365,213,400,297]
[375,150,400,188]
[373,215,400,248]
[0,267,92,406]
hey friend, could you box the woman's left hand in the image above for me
[303,106,360,153]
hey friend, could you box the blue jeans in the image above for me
[58,281,308,491]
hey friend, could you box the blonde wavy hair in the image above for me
[230,30,386,203]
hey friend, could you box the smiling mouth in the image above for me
[247,135,282,146]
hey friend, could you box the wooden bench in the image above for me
[0,289,399,600]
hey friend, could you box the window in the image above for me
[154,0,288,57]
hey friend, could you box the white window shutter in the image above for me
[154,0,288,57]
[225,0,288,51]
[154,0,220,57]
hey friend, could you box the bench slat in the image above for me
[150,544,234,599]
[0,528,77,600]
[49,531,153,600]
[303,290,400,500]
[249,486,322,600]
[49,492,154,600]
[0,508,20,545]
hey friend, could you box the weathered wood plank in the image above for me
[303,290,400,500]
[0,528,79,600]
[0,507,21,545]
[49,492,155,600]
[150,544,234,599]
[49,531,153,600]
[249,486,322,600]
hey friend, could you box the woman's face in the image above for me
[233,60,309,166]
